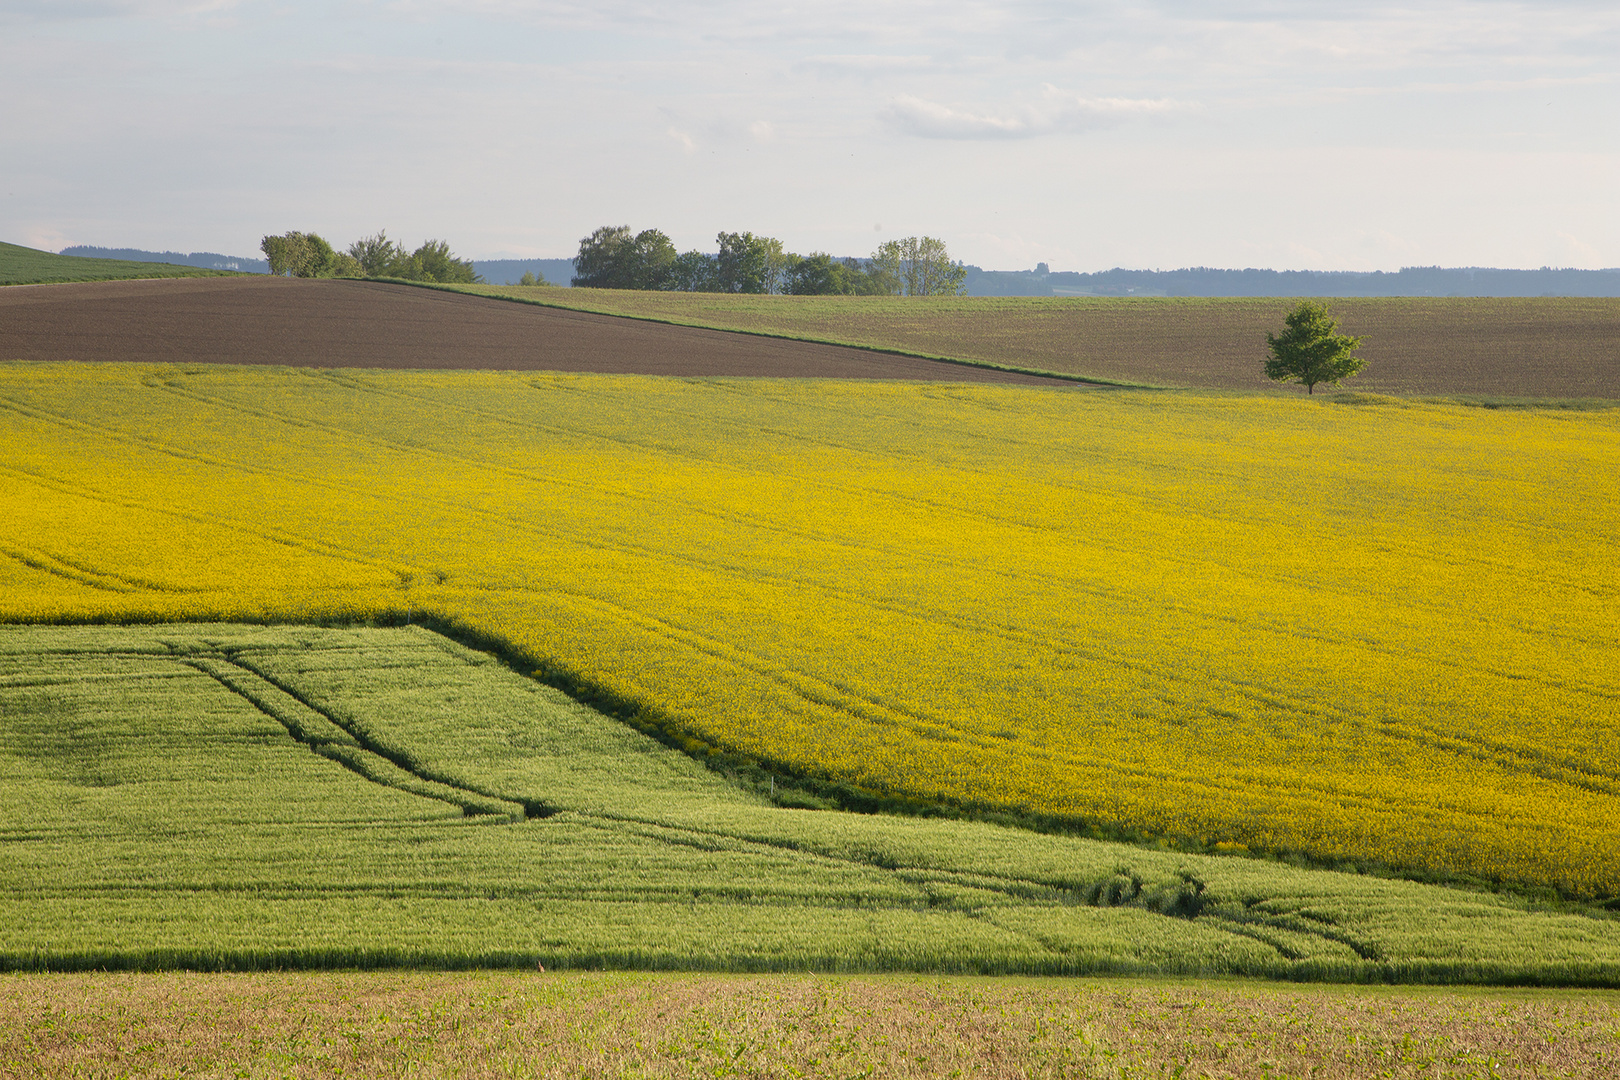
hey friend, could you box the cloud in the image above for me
[1,0,238,19]
[884,86,1189,139]
[668,127,696,154]
[797,53,934,74]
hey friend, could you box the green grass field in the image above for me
[4,622,1619,982]
[0,241,234,286]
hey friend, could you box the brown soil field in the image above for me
[465,285,1620,399]
[6,972,1617,1079]
[0,278,1086,386]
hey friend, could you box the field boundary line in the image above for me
[367,278,1169,390]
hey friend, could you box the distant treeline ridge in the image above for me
[965,263,1620,298]
[57,245,1620,297]
[60,246,270,274]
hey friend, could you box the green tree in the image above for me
[1264,301,1366,394]
[572,226,635,287]
[348,231,408,276]
[573,226,675,289]
[266,230,472,282]
[786,252,841,295]
[261,231,340,278]
[672,249,716,292]
[786,253,888,296]
[627,229,678,290]
[407,239,481,284]
[713,231,776,293]
[873,236,967,296]
[838,257,891,295]
[756,235,790,294]
[868,241,904,295]
[518,270,548,286]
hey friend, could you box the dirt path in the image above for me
[0,277,1092,385]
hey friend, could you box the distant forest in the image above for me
[60,246,270,274]
[59,247,1620,298]
[964,264,1620,298]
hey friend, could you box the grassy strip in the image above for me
[6,971,1619,1078]
[0,240,236,286]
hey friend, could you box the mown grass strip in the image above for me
[7,971,1620,1078]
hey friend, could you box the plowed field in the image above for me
[464,285,1620,399]
[0,277,1086,385]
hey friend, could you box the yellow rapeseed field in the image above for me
[2,363,1615,894]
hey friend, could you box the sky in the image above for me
[2,1,1617,271]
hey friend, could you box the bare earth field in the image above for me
[0,278,1084,386]
[5,972,1617,1079]
[7,276,1615,397]
[464,284,1620,399]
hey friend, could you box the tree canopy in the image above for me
[572,226,677,289]
[261,232,356,278]
[785,253,893,296]
[1264,301,1367,394]
[261,231,480,283]
[572,226,963,296]
[872,236,968,297]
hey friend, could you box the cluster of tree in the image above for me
[260,231,481,283]
[571,227,967,296]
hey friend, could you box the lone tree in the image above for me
[1264,300,1366,394]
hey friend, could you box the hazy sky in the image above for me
[3,1,1616,270]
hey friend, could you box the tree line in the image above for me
[571,227,968,296]
[260,231,482,283]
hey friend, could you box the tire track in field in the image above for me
[170,373,1620,788]
[0,403,404,580]
[0,543,140,593]
[184,652,536,821]
[8,380,1615,809]
[318,366,1616,656]
[6,383,1615,821]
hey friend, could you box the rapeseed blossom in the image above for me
[1,363,1614,894]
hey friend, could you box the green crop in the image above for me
[4,623,1619,982]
